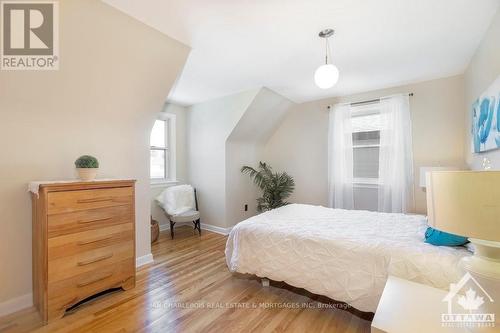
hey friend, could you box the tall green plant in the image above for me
[241,162,295,212]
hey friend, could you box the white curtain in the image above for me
[328,103,354,209]
[378,95,415,213]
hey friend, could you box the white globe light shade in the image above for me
[314,64,339,89]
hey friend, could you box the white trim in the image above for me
[353,144,380,148]
[354,177,379,185]
[150,113,176,182]
[136,253,154,268]
[353,177,380,189]
[0,293,32,317]
[200,223,232,235]
[159,223,169,232]
[150,180,179,188]
[158,222,232,235]
[167,114,176,181]
[351,105,380,117]
[354,183,379,189]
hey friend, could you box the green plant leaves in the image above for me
[241,161,295,212]
[75,155,99,168]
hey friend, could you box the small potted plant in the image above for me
[75,155,99,181]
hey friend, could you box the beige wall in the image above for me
[225,88,293,227]
[225,142,262,225]
[163,103,189,184]
[263,75,466,214]
[187,88,293,229]
[464,9,500,170]
[0,0,189,308]
[261,99,332,207]
[187,90,259,228]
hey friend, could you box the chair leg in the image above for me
[170,221,176,239]
[193,219,201,236]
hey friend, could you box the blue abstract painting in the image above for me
[472,75,500,153]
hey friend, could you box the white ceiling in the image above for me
[104,0,499,105]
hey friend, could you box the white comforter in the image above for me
[225,204,471,312]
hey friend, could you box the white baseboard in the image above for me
[200,223,232,235]
[0,293,32,317]
[136,253,154,268]
[0,254,160,318]
[0,224,231,319]
[159,222,232,235]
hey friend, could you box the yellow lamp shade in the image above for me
[426,171,500,242]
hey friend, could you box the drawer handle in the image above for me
[77,235,114,246]
[77,273,113,288]
[77,253,113,266]
[77,197,113,204]
[77,217,112,224]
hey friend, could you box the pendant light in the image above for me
[314,29,339,89]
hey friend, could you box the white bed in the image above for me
[225,204,471,313]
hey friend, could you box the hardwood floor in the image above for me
[0,226,371,333]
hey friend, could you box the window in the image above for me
[351,106,381,186]
[329,95,413,212]
[150,114,176,183]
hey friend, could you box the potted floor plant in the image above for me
[75,155,99,181]
[241,161,295,212]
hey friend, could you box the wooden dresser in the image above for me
[31,180,136,322]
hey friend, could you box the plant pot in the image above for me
[77,168,98,181]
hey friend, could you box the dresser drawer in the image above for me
[47,205,132,238]
[48,223,134,260]
[48,241,134,282]
[47,258,134,320]
[32,180,136,322]
[47,187,133,215]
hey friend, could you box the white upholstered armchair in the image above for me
[155,184,201,239]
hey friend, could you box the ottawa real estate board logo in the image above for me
[1,1,59,70]
[442,272,495,328]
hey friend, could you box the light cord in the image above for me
[325,37,332,65]
[325,38,328,64]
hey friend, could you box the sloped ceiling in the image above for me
[104,0,499,105]
[228,88,294,144]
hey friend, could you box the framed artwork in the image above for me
[472,75,500,153]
